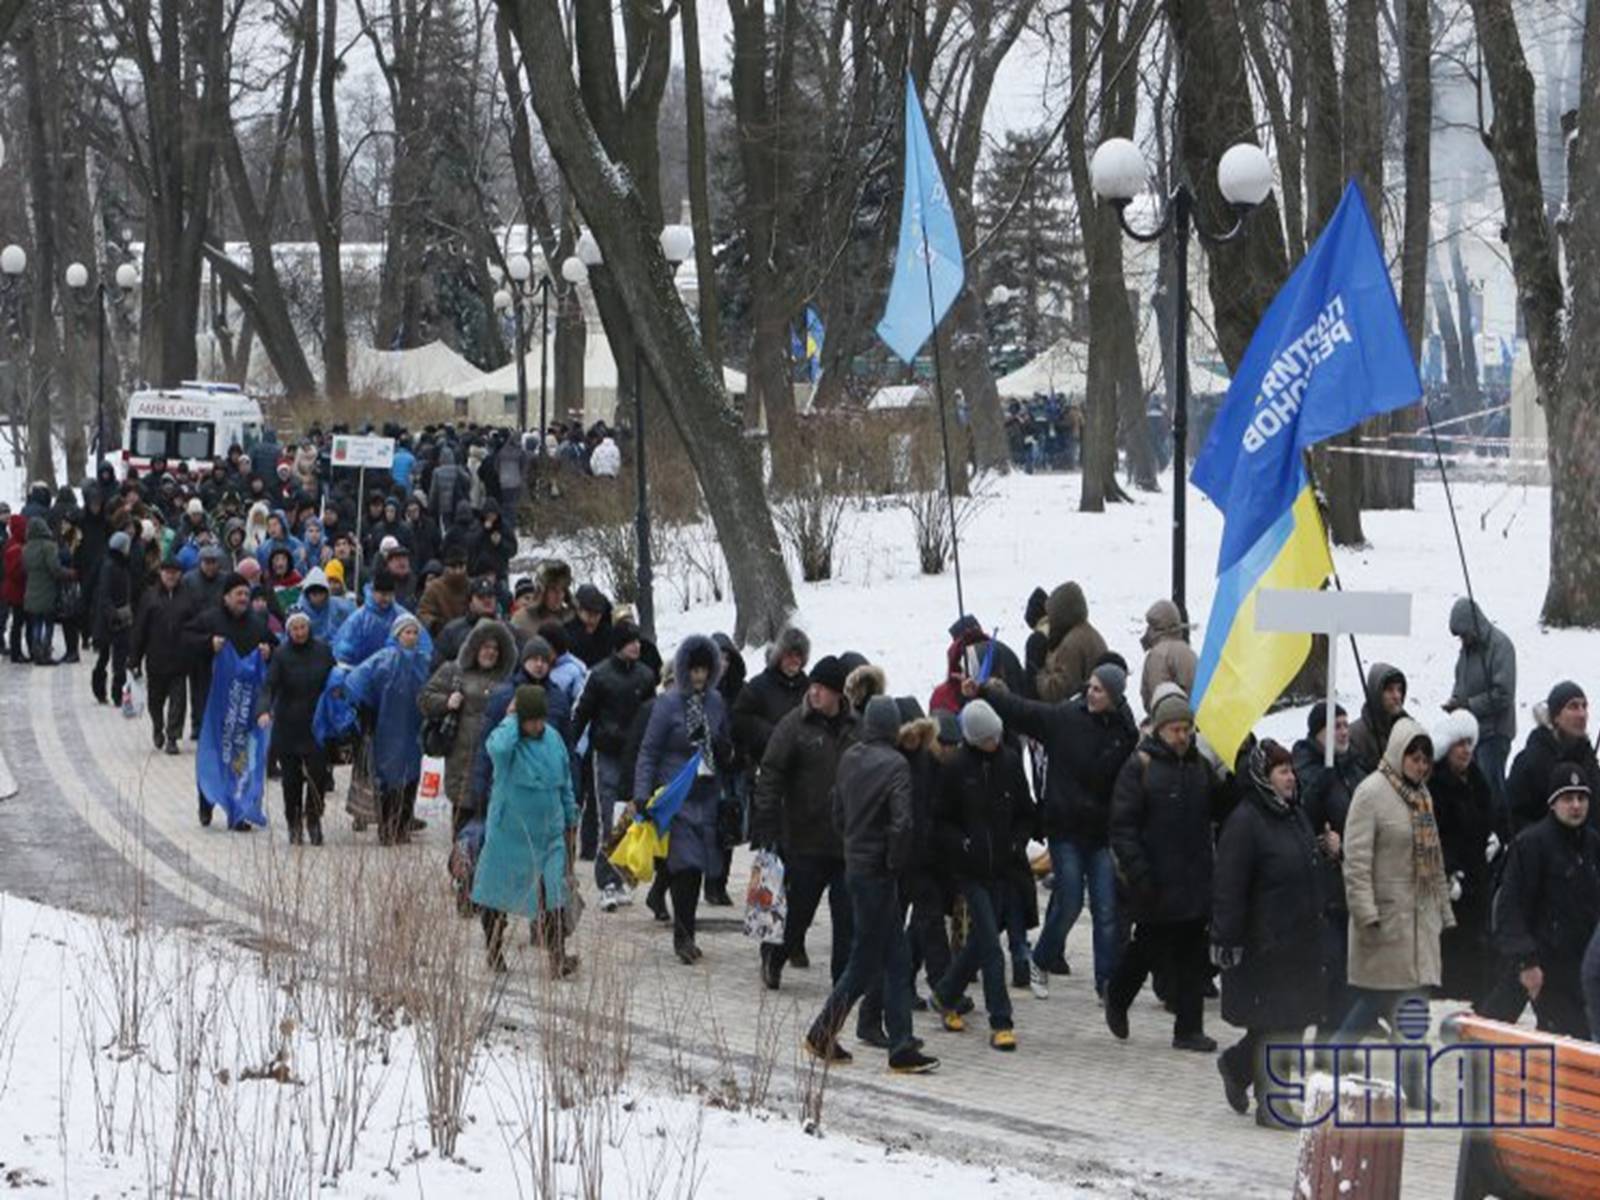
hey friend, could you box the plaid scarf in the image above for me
[684,689,711,759]
[1379,760,1447,897]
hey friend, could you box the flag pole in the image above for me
[1302,451,1367,688]
[1420,400,1480,626]
[915,177,967,625]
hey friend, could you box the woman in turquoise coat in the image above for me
[472,684,579,975]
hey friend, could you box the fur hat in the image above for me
[960,699,1004,747]
[1431,709,1480,761]
[844,663,887,712]
[768,626,811,668]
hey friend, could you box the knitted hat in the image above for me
[960,699,1004,747]
[1547,680,1586,720]
[324,559,345,584]
[1307,700,1348,739]
[1548,763,1591,806]
[612,620,641,649]
[378,535,400,555]
[285,610,312,633]
[1091,662,1128,703]
[895,696,927,725]
[1150,690,1194,731]
[108,531,131,556]
[809,654,847,694]
[515,684,548,723]
[521,635,554,664]
[220,571,249,596]
[513,575,537,598]
[1431,709,1480,761]
[187,498,204,516]
[862,695,902,743]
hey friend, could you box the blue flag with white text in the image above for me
[876,73,965,363]
[197,642,271,827]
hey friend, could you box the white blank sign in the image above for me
[1255,589,1412,637]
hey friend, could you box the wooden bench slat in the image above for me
[1493,1135,1600,1199]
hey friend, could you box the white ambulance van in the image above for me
[121,382,266,474]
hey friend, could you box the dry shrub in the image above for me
[265,388,457,435]
[775,486,847,582]
[900,473,991,575]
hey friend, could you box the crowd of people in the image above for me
[3,436,1600,1116]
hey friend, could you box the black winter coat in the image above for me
[834,737,915,878]
[932,742,1035,884]
[1431,761,1499,1002]
[564,611,613,668]
[731,665,808,765]
[1508,725,1600,834]
[750,699,857,859]
[183,600,274,662]
[90,549,133,649]
[572,653,658,756]
[1110,734,1221,924]
[1493,813,1600,973]
[262,637,336,756]
[1212,788,1325,1031]
[984,686,1137,845]
[1293,737,1366,918]
[131,579,192,673]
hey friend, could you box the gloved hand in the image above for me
[1486,832,1502,864]
[1449,871,1464,903]
[1210,943,1244,970]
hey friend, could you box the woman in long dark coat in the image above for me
[1212,739,1325,1129]
[633,634,731,964]
[1430,710,1500,1007]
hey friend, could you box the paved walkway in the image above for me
[0,656,1465,1196]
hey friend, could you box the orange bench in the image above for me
[1443,1012,1600,1199]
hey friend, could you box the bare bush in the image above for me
[898,475,990,575]
[775,485,848,582]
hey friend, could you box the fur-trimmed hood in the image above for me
[672,633,723,692]
[766,625,811,669]
[457,617,517,679]
[896,715,940,754]
[844,663,887,712]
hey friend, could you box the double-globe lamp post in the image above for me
[560,223,694,641]
[493,252,554,451]
[65,259,139,463]
[1089,139,1273,622]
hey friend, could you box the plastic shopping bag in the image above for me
[121,677,145,719]
[742,849,787,945]
[415,754,449,821]
[608,819,669,886]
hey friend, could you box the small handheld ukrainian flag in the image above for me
[1191,182,1421,761]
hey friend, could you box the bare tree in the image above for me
[295,0,351,397]
[680,0,721,364]
[1464,0,1600,625]
[497,0,797,643]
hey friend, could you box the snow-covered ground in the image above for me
[0,891,1099,1197]
[564,467,1565,753]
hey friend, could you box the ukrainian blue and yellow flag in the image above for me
[1191,182,1421,761]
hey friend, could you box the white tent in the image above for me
[447,335,747,427]
[348,341,485,398]
[865,383,932,410]
[996,342,1090,399]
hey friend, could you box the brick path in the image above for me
[0,657,1465,1197]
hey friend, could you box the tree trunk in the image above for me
[1430,249,1476,414]
[1449,236,1481,394]
[499,0,795,643]
[300,0,349,397]
[679,0,721,365]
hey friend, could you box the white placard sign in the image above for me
[330,434,395,471]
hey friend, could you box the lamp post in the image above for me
[558,226,693,641]
[65,259,139,463]
[1090,138,1273,620]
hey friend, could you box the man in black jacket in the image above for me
[89,530,134,707]
[732,626,810,766]
[259,611,336,845]
[1484,764,1600,1037]
[926,699,1033,1051]
[750,654,856,989]
[1105,690,1222,1052]
[183,572,274,829]
[565,583,613,668]
[803,696,938,1074]
[571,620,657,895]
[132,557,191,753]
[980,661,1138,1000]
[181,544,230,739]
[1507,681,1600,834]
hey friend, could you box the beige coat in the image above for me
[1343,716,1455,990]
[1138,599,1197,715]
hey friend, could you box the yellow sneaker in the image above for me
[941,1009,965,1033]
[990,1029,1017,1052]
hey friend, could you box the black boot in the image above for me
[198,797,213,828]
[288,819,304,846]
[307,817,324,846]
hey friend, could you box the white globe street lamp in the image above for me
[1,245,26,277]
[115,263,139,291]
[508,253,532,284]
[560,256,588,284]
[659,224,693,265]
[1088,138,1274,620]
[65,262,90,290]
